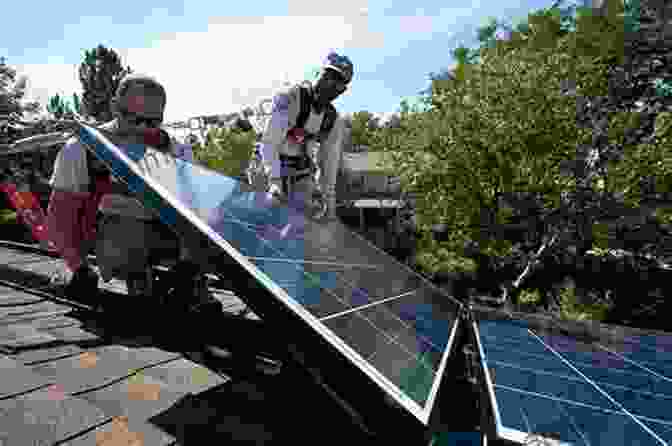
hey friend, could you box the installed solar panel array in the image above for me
[77,124,463,428]
[477,319,672,445]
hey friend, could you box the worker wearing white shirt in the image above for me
[258,52,353,219]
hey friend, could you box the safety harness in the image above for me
[280,83,337,194]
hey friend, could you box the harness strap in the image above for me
[279,154,314,196]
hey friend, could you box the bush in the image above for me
[558,280,610,322]
[193,127,256,178]
[0,209,17,225]
[413,245,478,276]
[519,289,542,305]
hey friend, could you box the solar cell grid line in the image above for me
[245,256,379,269]
[490,382,645,444]
[254,260,400,316]
[215,202,457,411]
[532,330,666,405]
[474,319,672,445]
[75,122,464,433]
[219,195,411,267]
[551,398,591,446]
[218,227,420,319]
[320,290,416,322]
[596,339,672,382]
[204,181,426,306]
[205,205,423,303]
[201,175,459,419]
[529,329,668,445]
[530,330,672,442]
[209,185,460,421]
[595,343,672,384]
[481,340,672,415]
[319,289,448,373]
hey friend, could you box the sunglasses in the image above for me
[120,109,163,128]
[322,69,348,93]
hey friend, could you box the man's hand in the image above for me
[314,192,337,221]
[267,178,285,201]
[324,193,337,220]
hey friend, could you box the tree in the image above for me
[194,126,256,179]
[420,0,580,99]
[0,57,40,121]
[349,111,380,150]
[78,45,132,122]
[46,93,77,120]
[371,0,648,290]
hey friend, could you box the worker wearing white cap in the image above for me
[258,52,354,219]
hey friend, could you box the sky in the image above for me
[1,0,560,124]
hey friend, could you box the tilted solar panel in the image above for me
[74,122,464,440]
[476,318,672,445]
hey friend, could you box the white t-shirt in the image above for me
[258,83,345,197]
[50,128,194,220]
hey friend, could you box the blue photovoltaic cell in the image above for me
[77,125,461,418]
[494,386,660,445]
[479,319,672,445]
[533,332,672,444]
[599,334,672,380]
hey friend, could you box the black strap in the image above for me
[279,154,312,171]
[294,85,337,142]
[281,172,312,196]
[295,86,312,131]
[86,150,111,193]
[319,104,337,142]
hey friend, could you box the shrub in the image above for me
[193,127,256,178]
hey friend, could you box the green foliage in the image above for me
[0,57,40,119]
[654,207,672,226]
[558,282,610,322]
[371,0,643,283]
[350,111,380,149]
[46,93,75,119]
[413,241,478,276]
[591,222,611,251]
[78,45,132,122]
[0,209,17,225]
[518,288,542,305]
[194,127,256,178]
[622,0,641,32]
[46,92,82,119]
[605,111,672,208]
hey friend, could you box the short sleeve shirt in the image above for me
[49,127,195,220]
[49,137,90,194]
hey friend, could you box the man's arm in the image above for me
[318,115,346,217]
[259,88,298,181]
[46,139,92,273]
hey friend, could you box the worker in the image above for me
[46,73,213,312]
[258,51,353,219]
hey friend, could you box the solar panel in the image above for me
[476,318,672,445]
[75,123,463,438]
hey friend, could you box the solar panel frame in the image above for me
[475,317,672,446]
[74,122,465,438]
